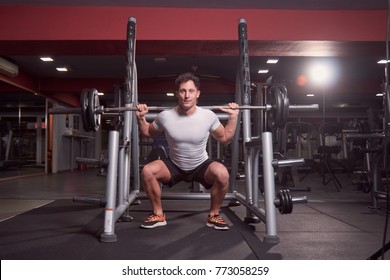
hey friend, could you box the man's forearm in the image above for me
[224,115,239,143]
[137,116,152,137]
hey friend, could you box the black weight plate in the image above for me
[266,87,274,130]
[267,86,283,130]
[281,190,289,215]
[87,88,101,132]
[277,190,286,214]
[279,85,288,97]
[80,88,91,132]
[285,189,294,214]
[279,86,289,129]
[86,89,95,132]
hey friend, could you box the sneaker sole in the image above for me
[206,222,229,230]
[140,221,167,229]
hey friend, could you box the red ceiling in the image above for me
[0,6,388,106]
[1,6,386,41]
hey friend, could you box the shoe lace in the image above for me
[210,214,226,224]
[146,213,163,222]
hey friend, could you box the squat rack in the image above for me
[50,17,312,243]
[93,17,310,243]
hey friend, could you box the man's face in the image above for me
[176,80,200,111]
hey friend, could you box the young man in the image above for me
[136,72,239,230]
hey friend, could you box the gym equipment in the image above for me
[343,120,375,193]
[345,131,386,206]
[267,85,289,129]
[278,122,314,190]
[49,87,318,133]
[52,17,313,243]
[316,122,345,192]
[274,189,307,215]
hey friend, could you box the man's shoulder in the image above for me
[159,107,177,116]
[196,106,215,115]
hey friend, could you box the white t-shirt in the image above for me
[152,106,221,171]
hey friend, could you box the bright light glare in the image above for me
[308,61,337,86]
[40,57,53,62]
[56,67,68,72]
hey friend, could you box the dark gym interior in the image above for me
[0,1,390,262]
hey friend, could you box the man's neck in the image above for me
[177,105,196,116]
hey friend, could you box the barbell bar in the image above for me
[49,103,318,115]
[48,105,262,115]
[48,87,318,132]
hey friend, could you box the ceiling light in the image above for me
[306,93,315,97]
[154,57,167,63]
[98,92,104,96]
[166,92,175,96]
[267,59,278,64]
[376,93,384,97]
[56,67,68,72]
[377,59,390,64]
[40,57,53,62]
[258,69,269,74]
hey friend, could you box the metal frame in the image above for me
[98,17,307,243]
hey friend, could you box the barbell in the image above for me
[49,87,318,132]
[274,189,307,215]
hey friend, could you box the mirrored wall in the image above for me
[0,88,46,180]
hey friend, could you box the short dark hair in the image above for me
[175,72,200,91]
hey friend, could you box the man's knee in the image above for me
[141,164,155,182]
[211,164,229,186]
[219,167,229,182]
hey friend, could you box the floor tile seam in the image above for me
[304,203,378,234]
[274,229,377,233]
[0,200,54,223]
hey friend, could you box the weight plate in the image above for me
[267,86,283,130]
[279,86,289,129]
[285,189,293,214]
[80,89,91,132]
[277,190,286,214]
[282,190,290,214]
[279,85,288,97]
[87,88,101,132]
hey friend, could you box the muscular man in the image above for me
[136,72,239,230]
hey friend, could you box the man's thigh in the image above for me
[143,159,172,184]
[201,161,228,188]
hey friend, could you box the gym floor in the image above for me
[0,167,389,260]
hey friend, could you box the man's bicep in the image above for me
[149,122,162,138]
[211,124,225,141]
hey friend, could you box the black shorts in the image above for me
[161,157,215,189]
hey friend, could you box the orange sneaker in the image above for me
[206,213,229,230]
[140,213,167,229]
